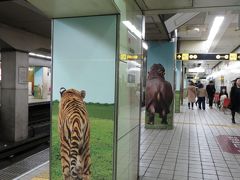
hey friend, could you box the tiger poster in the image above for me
[51,16,117,179]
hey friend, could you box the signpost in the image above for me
[176,53,240,61]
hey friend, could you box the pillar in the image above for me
[180,61,184,105]
[175,60,182,113]
[145,41,175,129]
[0,50,28,142]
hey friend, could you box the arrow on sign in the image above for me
[177,54,182,59]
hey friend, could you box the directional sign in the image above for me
[176,54,182,60]
[176,53,240,61]
[230,53,237,61]
[182,53,189,61]
[119,54,143,61]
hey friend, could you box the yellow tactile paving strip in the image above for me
[31,171,49,180]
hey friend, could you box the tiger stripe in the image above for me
[58,89,91,180]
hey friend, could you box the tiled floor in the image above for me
[0,148,49,180]
[17,161,49,180]
[139,103,240,180]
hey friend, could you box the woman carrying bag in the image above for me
[187,81,197,110]
[230,78,240,123]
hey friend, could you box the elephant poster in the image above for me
[145,41,175,129]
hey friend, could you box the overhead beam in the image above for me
[27,0,118,18]
[0,23,50,52]
[144,6,240,15]
[164,12,199,33]
[14,0,48,17]
[135,0,148,11]
[152,15,170,39]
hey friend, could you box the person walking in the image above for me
[206,80,216,109]
[230,78,240,123]
[187,81,197,109]
[218,87,228,108]
[197,83,207,110]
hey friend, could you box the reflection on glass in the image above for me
[114,0,143,179]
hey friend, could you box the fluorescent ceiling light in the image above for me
[29,52,51,60]
[142,42,148,50]
[193,27,200,32]
[205,16,224,49]
[188,67,205,73]
[122,21,142,39]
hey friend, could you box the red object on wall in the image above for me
[217,135,240,154]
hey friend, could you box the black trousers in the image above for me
[231,107,240,122]
[232,111,236,122]
[209,96,214,107]
[188,102,194,109]
[198,97,206,110]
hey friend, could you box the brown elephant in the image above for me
[146,64,173,124]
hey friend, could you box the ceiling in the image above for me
[27,0,118,18]
[0,0,50,38]
[135,0,240,79]
[0,0,239,79]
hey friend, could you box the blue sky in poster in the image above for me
[34,67,43,86]
[147,41,175,84]
[53,16,116,103]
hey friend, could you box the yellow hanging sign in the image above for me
[230,53,237,61]
[182,53,189,61]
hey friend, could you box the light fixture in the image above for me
[188,67,205,73]
[29,52,51,60]
[205,16,224,51]
[142,42,148,50]
[122,21,142,39]
[193,27,200,32]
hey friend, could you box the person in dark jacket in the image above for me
[230,78,240,123]
[206,81,216,109]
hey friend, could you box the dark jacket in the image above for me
[206,84,216,97]
[230,86,240,112]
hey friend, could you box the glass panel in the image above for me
[51,15,116,180]
[114,0,143,179]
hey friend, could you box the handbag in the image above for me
[223,98,231,108]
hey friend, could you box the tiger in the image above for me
[58,87,91,180]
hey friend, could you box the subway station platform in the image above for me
[1,102,240,180]
[16,161,49,180]
[140,102,240,180]
[0,148,49,180]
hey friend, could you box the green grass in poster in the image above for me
[145,104,174,129]
[175,91,180,113]
[51,101,114,180]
